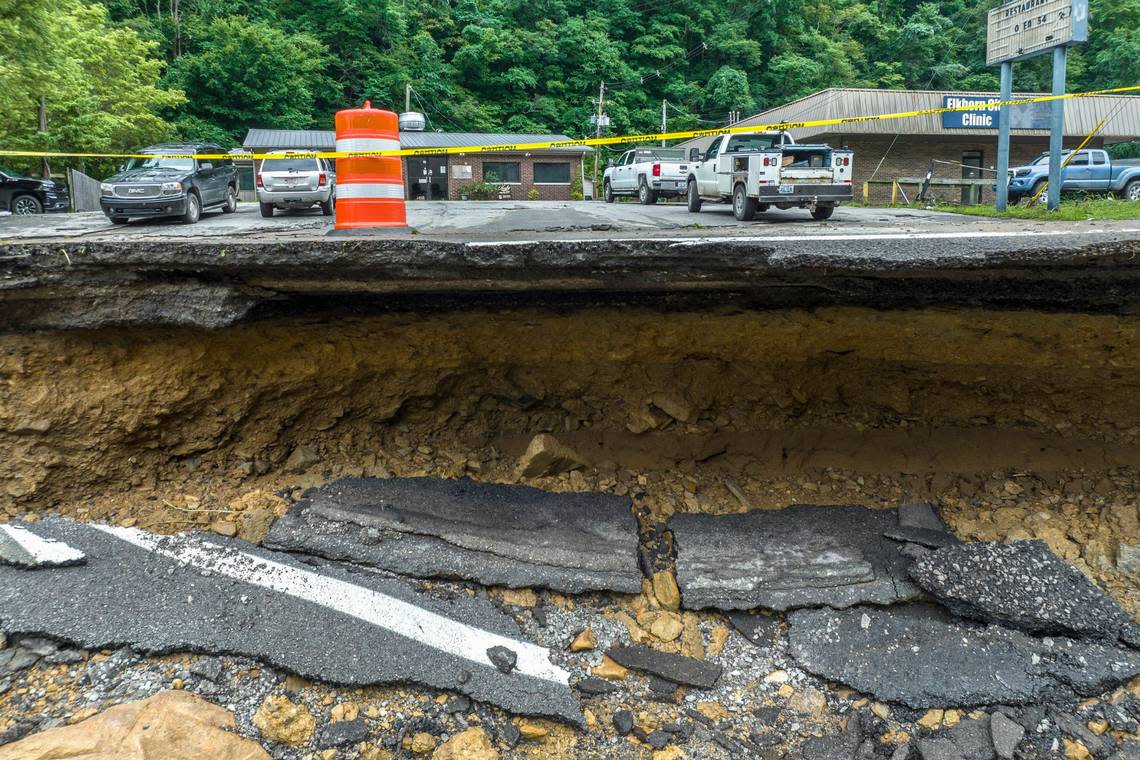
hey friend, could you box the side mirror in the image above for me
[117,164,125,172]
[689,148,702,162]
[199,162,213,172]
[607,159,614,168]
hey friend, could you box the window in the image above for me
[706,137,723,160]
[724,135,776,153]
[261,157,320,172]
[482,161,520,183]
[1092,152,1107,165]
[534,162,570,183]
[1068,151,1090,166]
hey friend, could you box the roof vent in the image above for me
[399,112,427,131]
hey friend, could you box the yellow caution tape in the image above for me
[1,85,1137,161]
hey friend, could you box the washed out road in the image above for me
[0,517,583,724]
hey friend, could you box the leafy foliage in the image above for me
[2,0,1138,176]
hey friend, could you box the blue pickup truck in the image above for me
[1002,149,1140,204]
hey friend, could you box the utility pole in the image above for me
[661,99,667,146]
[995,61,1013,211]
[405,83,412,113]
[593,81,605,201]
[1046,46,1067,211]
[38,96,50,179]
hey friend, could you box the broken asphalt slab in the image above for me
[0,523,85,568]
[669,505,922,611]
[788,604,1140,708]
[0,517,582,724]
[604,645,722,689]
[883,503,961,549]
[263,477,642,594]
[910,540,1138,645]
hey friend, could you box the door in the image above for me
[1086,151,1111,190]
[613,151,634,191]
[409,156,448,200]
[1064,150,1091,190]
[698,137,723,196]
[961,151,982,205]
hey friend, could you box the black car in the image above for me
[0,166,70,215]
[99,143,239,224]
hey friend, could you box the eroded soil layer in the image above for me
[2,305,1137,587]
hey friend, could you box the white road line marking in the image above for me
[0,524,85,566]
[91,525,569,685]
[465,228,1140,248]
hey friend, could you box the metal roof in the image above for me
[678,88,1140,148]
[243,128,589,154]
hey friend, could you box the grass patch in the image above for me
[925,197,1140,221]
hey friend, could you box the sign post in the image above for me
[986,0,1089,212]
[996,61,1013,211]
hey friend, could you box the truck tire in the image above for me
[603,181,614,203]
[222,185,238,213]
[638,179,657,205]
[686,179,702,212]
[180,191,201,224]
[1124,180,1140,202]
[11,194,42,215]
[259,202,275,218]
[321,194,335,216]
[810,205,835,221]
[732,183,758,221]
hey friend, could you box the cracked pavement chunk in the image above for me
[605,645,722,689]
[263,477,642,594]
[670,505,922,611]
[787,604,1140,708]
[910,540,1136,643]
[0,523,85,568]
[0,517,582,724]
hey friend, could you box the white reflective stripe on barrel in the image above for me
[336,137,402,154]
[336,183,406,200]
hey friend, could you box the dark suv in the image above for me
[99,143,238,224]
[0,166,70,215]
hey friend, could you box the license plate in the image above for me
[778,185,795,194]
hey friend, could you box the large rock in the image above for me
[253,694,316,747]
[788,604,1140,708]
[670,505,922,611]
[516,434,588,477]
[264,477,642,594]
[431,728,499,760]
[910,541,1135,642]
[0,690,270,760]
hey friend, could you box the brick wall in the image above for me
[826,134,1105,204]
[442,154,582,201]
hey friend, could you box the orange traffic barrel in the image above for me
[334,101,407,229]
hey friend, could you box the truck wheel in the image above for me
[603,181,614,203]
[810,205,835,221]
[180,191,201,224]
[11,195,42,215]
[259,202,275,218]
[732,184,758,221]
[686,179,702,212]
[638,179,657,205]
[321,194,335,216]
[222,186,238,213]
[1124,180,1140,202]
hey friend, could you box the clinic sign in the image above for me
[986,0,1089,65]
[941,95,1052,129]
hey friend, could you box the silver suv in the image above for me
[257,152,335,217]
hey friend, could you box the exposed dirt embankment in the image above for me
[3,306,1138,585]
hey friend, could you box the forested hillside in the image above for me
[1,0,1138,166]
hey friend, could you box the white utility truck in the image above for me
[684,132,853,220]
[603,147,690,204]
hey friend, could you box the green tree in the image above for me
[165,15,333,144]
[0,0,184,175]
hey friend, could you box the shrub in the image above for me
[459,181,501,200]
[527,188,540,201]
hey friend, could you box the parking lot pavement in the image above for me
[0,200,989,243]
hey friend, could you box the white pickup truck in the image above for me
[603,147,690,204]
[684,132,853,220]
